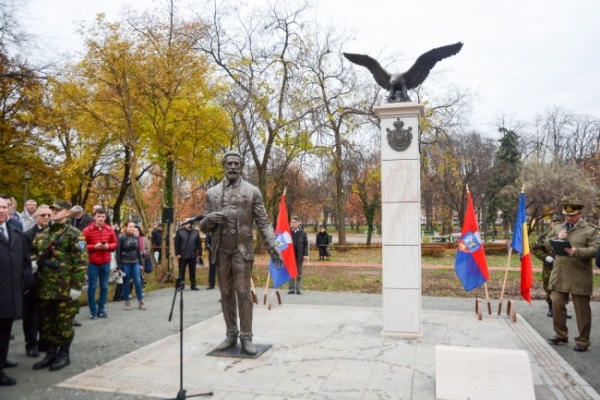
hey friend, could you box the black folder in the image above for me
[549,239,571,256]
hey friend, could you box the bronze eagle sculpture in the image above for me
[343,42,463,102]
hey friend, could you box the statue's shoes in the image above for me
[216,336,237,351]
[241,339,257,355]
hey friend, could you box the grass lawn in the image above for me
[124,246,600,304]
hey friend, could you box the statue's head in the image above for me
[222,151,243,182]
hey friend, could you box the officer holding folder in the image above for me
[545,203,599,352]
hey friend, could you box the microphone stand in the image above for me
[166,222,212,400]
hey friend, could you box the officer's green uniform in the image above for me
[545,204,599,350]
[31,204,88,370]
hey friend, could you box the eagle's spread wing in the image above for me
[403,42,463,89]
[343,53,391,89]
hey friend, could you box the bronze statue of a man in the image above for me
[200,151,282,354]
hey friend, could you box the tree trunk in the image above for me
[365,204,376,246]
[163,159,176,266]
[333,133,346,246]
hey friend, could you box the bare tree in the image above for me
[301,26,379,245]
[196,0,317,220]
[346,148,381,245]
[518,160,599,230]
[422,130,497,233]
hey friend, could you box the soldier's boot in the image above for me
[547,304,553,318]
[49,343,71,371]
[33,346,57,370]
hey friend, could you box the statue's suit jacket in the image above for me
[200,179,276,264]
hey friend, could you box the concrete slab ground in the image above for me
[56,305,600,399]
[3,289,600,399]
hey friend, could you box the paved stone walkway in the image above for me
[54,304,599,399]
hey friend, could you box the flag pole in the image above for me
[471,183,492,315]
[264,187,287,304]
[483,283,492,315]
[498,185,524,314]
[263,272,271,305]
[498,247,513,315]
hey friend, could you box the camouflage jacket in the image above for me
[531,231,551,263]
[31,222,88,300]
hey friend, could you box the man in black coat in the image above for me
[151,225,163,264]
[0,194,23,231]
[70,205,93,232]
[288,216,308,295]
[23,204,52,357]
[0,197,34,386]
[175,223,202,290]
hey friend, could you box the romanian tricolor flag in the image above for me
[269,194,298,288]
[510,192,534,303]
[454,191,490,291]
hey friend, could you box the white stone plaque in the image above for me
[435,345,535,400]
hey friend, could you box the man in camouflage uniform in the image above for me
[531,215,565,318]
[30,200,87,371]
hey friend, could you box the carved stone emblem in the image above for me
[386,118,413,152]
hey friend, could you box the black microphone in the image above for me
[180,215,205,226]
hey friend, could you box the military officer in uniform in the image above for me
[200,151,282,355]
[31,200,88,370]
[545,203,599,352]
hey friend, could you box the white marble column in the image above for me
[374,102,425,336]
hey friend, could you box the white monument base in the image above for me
[374,102,425,336]
[436,345,535,400]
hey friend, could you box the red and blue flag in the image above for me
[454,191,490,291]
[269,195,298,288]
[511,192,534,303]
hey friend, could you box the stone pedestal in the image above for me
[374,102,425,336]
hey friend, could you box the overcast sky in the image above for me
[22,0,600,133]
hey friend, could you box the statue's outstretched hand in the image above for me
[205,212,228,226]
[269,246,283,262]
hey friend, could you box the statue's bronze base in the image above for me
[206,343,272,359]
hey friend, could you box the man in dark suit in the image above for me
[0,196,34,385]
[0,194,23,231]
[200,151,282,355]
[23,204,52,357]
